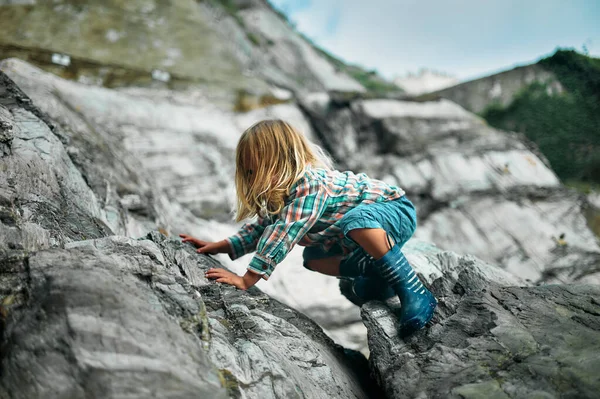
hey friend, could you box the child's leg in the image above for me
[346,228,392,259]
[304,256,343,276]
[303,246,395,304]
[303,245,344,276]
[340,197,437,337]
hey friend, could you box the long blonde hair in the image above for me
[234,119,331,221]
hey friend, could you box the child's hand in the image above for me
[205,268,246,290]
[179,234,229,255]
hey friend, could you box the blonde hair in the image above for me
[234,119,332,222]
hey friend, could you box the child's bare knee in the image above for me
[303,260,316,271]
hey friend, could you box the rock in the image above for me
[0,62,376,398]
[0,0,265,92]
[0,69,111,254]
[0,235,227,399]
[0,233,375,398]
[362,263,600,398]
[424,64,563,114]
[0,0,364,93]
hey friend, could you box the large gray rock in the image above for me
[423,64,564,114]
[0,64,374,399]
[361,248,600,399]
[0,233,375,398]
[0,67,115,316]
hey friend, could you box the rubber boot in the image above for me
[339,249,395,306]
[373,245,437,337]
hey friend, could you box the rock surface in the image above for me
[0,0,363,93]
[4,58,600,358]
[361,243,600,399]
[0,232,375,398]
[0,70,374,398]
[423,64,564,114]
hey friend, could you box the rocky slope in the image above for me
[3,57,600,356]
[363,243,600,399]
[0,70,376,399]
[0,0,370,94]
[2,61,600,398]
[422,63,563,114]
[1,1,600,397]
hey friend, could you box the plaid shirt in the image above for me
[226,167,404,280]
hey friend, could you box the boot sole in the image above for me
[399,300,437,338]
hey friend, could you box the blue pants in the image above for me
[302,196,417,268]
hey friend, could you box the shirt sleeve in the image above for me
[248,182,329,280]
[225,216,270,260]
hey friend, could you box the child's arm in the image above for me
[181,219,271,290]
[248,183,329,281]
[204,184,327,290]
[179,217,269,257]
[224,217,270,260]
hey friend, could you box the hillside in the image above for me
[426,50,600,189]
[482,50,600,187]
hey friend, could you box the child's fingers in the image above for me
[205,268,224,278]
[198,246,216,254]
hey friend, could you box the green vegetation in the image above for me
[246,32,261,46]
[481,50,600,185]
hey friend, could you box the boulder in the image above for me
[361,247,600,398]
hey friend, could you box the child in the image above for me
[179,120,437,337]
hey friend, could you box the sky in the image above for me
[268,0,600,82]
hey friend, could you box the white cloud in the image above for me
[273,0,600,81]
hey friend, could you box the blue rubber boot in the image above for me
[374,245,437,337]
[339,249,395,305]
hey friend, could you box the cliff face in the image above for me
[423,64,563,114]
[1,1,600,397]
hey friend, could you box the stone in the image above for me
[363,278,600,398]
[0,234,376,398]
